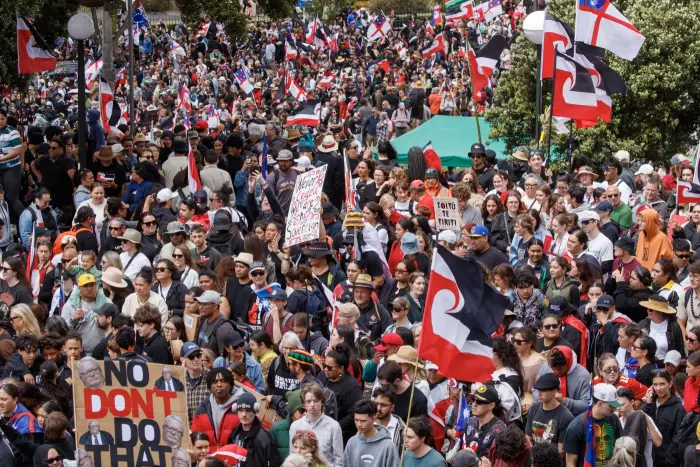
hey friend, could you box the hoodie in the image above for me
[211,390,243,438]
[191,389,243,452]
[532,346,591,415]
[343,424,400,467]
[642,395,686,467]
[33,445,54,467]
[636,209,673,270]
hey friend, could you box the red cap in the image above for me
[195,120,209,130]
[373,332,403,351]
[409,180,426,191]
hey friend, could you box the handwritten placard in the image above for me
[434,197,460,231]
[285,165,328,246]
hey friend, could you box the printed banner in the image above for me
[433,197,460,231]
[285,165,328,246]
[72,358,189,467]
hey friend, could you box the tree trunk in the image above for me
[101,8,114,82]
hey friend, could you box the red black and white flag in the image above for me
[285,35,297,60]
[187,139,202,194]
[98,78,121,133]
[551,51,599,123]
[541,12,574,79]
[318,70,338,89]
[677,180,700,205]
[422,33,445,58]
[17,16,56,74]
[572,45,625,127]
[468,34,507,94]
[286,101,320,127]
[417,245,509,382]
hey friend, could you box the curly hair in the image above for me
[492,336,525,395]
[493,425,528,463]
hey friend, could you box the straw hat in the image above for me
[640,295,676,314]
[388,345,425,369]
[574,166,597,179]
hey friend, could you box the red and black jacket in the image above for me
[191,397,240,453]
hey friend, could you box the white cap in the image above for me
[593,383,623,408]
[579,210,600,223]
[664,350,682,367]
[157,188,178,203]
[425,361,439,371]
[111,143,125,153]
[437,230,457,245]
[635,164,654,176]
[613,150,630,162]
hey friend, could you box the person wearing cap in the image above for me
[578,210,614,273]
[162,139,189,189]
[265,149,297,215]
[663,349,683,377]
[200,149,233,194]
[638,295,684,359]
[61,272,113,356]
[436,230,457,252]
[468,143,495,191]
[424,167,450,198]
[118,228,151,282]
[212,330,264,394]
[609,236,642,289]
[89,302,118,361]
[634,208,673,271]
[321,201,342,239]
[600,158,633,204]
[191,368,246,452]
[363,332,404,384]
[455,384,506,459]
[230,391,282,466]
[180,342,209,425]
[467,225,509,270]
[224,253,255,323]
[524,373,573,452]
[194,290,238,358]
[307,241,347,292]
[408,179,436,220]
[146,188,179,234]
[605,184,633,231]
[593,201,620,245]
[260,288,294,346]
[70,205,100,253]
[562,383,623,467]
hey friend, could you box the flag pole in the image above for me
[567,119,574,173]
[545,55,557,163]
[464,37,482,144]
[399,361,419,467]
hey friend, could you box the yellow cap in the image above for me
[77,274,97,287]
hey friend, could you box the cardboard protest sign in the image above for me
[433,197,460,231]
[73,357,190,467]
[285,165,328,246]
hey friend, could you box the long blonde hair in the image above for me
[610,436,637,467]
[11,304,41,336]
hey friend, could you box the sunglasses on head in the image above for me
[251,271,265,277]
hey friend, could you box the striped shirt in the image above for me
[0,125,22,170]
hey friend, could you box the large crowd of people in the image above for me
[0,2,699,467]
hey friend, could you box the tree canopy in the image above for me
[486,0,700,164]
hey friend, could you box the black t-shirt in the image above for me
[35,154,76,207]
[468,247,509,271]
[1,282,33,308]
[563,411,623,467]
[92,161,127,198]
[225,278,254,322]
[394,385,429,422]
[525,402,574,445]
[636,362,656,388]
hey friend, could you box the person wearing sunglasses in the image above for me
[179,342,209,426]
[139,213,162,261]
[630,336,659,388]
[535,315,573,354]
[592,353,648,404]
[606,185,633,231]
[600,158,632,204]
[32,446,64,467]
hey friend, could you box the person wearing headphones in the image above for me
[229,392,282,467]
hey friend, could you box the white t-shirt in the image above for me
[586,232,614,264]
[601,179,633,204]
[649,319,669,359]
[120,251,151,281]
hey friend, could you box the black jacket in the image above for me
[152,280,188,317]
[356,300,392,342]
[141,332,173,364]
[490,212,515,254]
[314,151,344,208]
[642,395,686,467]
[2,353,41,380]
[321,371,364,444]
[612,282,654,322]
[228,417,281,467]
[639,317,684,357]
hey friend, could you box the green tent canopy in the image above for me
[391,116,508,168]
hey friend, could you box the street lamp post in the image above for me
[522,11,545,149]
[67,13,95,170]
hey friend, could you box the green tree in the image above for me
[486,0,700,164]
[175,0,295,36]
[367,0,431,16]
[0,0,80,88]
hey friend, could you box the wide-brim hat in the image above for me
[306,241,334,258]
[96,146,115,161]
[165,221,187,236]
[117,228,142,245]
[322,202,339,219]
[387,345,425,369]
[101,267,128,288]
[318,135,338,153]
[512,146,529,161]
[286,128,302,140]
[353,273,375,290]
[575,166,597,179]
[640,298,676,314]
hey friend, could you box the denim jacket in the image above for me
[19,204,58,249]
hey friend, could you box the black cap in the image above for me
[548,296,576,316]
[473,384,500,404]
[222,331,245,348]
[95,303,118,318]
[597,294,614,309]
[468,143,486,157]
[615,236,636,254]
[533,373,561,391]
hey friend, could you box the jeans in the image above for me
[0,165,24,222]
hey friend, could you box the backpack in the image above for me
[262,309,294,331]
[53,225,92,255]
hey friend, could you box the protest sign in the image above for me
[285,165,328,246]
[73,357,189,467]
[433,197,460,231]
